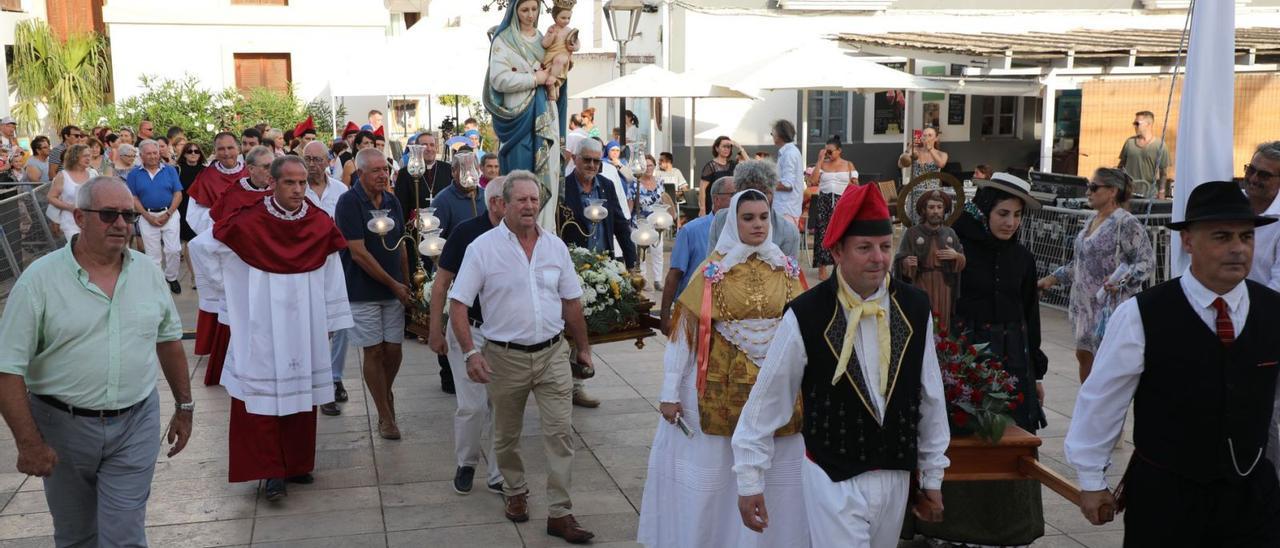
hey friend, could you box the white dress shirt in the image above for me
[1064,269,1248,491]
[448,221,584,345]
[773,142,804,222]
[1249,193,1280,292]
[306,176,349,218]
[731,285,951,496]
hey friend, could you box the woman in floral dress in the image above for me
[628,172,669,290]
[1037,167,1154,382]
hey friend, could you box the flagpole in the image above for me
[1169,0,1235,274]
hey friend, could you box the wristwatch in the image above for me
[463,349,482,362]
[175,401,195,413]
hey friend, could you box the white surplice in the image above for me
[189,230,353,416]
[1064,270,1249,491]
[731,284,951,548]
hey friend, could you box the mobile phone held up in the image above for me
[913,129,923,147]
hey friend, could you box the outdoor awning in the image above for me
[571,65,756,100]
[835,27,1280,68]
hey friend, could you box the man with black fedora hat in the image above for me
[1065,180,1280,545]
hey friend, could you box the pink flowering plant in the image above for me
[935,319,1021,444]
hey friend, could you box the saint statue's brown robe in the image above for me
[894,224,966,328]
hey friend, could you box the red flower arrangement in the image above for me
[935,320,1020,444]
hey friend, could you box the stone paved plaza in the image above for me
[0,269,1131,547]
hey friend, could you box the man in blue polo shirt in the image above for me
[658,175,735,335]
[334,148,411,440]
[127,139,184,294]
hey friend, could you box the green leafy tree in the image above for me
[80,74,238,146]
[10,20,111,135]
[304,96,347,139]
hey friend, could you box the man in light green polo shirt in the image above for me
[0,176,193,548]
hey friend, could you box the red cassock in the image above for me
[228,398,317,482]
[218,196,347,483]
[189,167,252,386]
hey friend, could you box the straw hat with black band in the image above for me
[1167,180,1277,230]
[974,172,1041,210]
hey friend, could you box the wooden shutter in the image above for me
[233,53,292,94]
[0,0,22,12]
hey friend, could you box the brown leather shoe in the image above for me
[378,418,401,440]
[547,514,594,544]
[504,493,529,522]
[572,388,600,409]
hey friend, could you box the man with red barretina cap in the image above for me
[732,183,950,547]
[189,155,352,502]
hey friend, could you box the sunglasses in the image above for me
[1246,164,1277,182]
[70,133,85,139]
[184,149,200,154]
[82,208,140,224]
[1086,183,1113,193]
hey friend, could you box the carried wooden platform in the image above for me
[944,425,1082,506]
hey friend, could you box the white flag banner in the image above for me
[1169,0,1236,273]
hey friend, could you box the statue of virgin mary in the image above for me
[483,0,569,229]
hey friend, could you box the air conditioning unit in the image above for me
[777,0,896,11]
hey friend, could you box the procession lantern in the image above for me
[418,229,446,258]
[415,207,441,232]
[584,198,609,222]
[367,209,395,235]
[406,144,426,179]
[647,203,673,230]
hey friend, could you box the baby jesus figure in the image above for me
[542,1,579,102]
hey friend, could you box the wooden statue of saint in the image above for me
[894,189,966,328]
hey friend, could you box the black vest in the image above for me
[786,277,932,483]
[1135,278,1280,483]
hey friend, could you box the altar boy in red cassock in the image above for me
[731,184,951,547]
[189,155,352,500]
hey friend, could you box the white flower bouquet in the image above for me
[570,246,641,334]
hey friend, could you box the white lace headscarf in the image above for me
[712,189,789,272]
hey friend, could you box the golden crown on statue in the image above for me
[481,0,575,12]
[552,0,577,10]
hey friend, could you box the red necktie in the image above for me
[1212,297,1234,346]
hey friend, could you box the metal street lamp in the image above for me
[603,0,646,163]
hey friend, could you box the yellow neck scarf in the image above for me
[833,268,891,396]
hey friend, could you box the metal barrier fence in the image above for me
[0,183,64,305]
[1020,205,1172,309]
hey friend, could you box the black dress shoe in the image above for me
[319,402,340,416]
[265,478,287,501]
[334,381,348,403]
[487,481,504,494]
[168,280,181,294]
[441,376,456,395]
[453,466,475,494]
[286,473,314,484]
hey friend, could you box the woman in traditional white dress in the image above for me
[637,189,810,548]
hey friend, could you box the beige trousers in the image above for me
[484,338,575,518]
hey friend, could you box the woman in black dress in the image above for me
[914,173,1048,546]
[699,135,747,215]
[177,142,207,286]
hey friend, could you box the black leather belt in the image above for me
[469,317,484,329]
[35,394,140,418]
[145,208,168,213]
[489,334,560,353]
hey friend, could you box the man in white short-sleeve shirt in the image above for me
[448,171,596,544]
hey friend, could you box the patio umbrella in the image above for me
[571,65,757,187]
[717,42,950,165]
